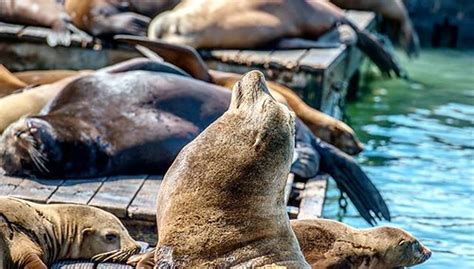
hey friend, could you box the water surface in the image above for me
[323,49,474,268]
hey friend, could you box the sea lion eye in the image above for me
[105,233,118,241]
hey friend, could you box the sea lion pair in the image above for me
[147,0,403,77]
[0,61,389,224]
[0,196,141,268]
[127,71,430,268]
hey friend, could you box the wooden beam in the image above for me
[127,175,163,221]
[9,178,64,203]
[297,175,328,219]
[48,178,106,205]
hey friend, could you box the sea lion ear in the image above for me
[82,227,95,237]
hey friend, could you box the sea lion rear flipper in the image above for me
[311,137,390,225]
[114,35,213,82]
[343,20,406,79]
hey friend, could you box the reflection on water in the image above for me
[323,49,474,268]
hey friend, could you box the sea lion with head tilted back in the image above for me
[0,196,141,268]
[148,0,403,77]
[152,70,309,268]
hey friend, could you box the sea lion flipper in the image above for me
[313,138,390,225]
[114,35,213,82]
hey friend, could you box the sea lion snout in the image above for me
[230,70,275,110]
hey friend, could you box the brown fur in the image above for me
[0,65,27,98]
[129,219,431,269]
[0,196,141,268]
[292,219,431,269]
[153,71,309,268]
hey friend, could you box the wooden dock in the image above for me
[0,9,377,268]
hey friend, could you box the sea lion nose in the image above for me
[422,246,432,259]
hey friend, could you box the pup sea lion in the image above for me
[64,0,151,36]
[0,196,141,268]
[129,219,432,269]
[152,70,309,268]
[148,0,403,77]
[329,0,420,57]
[0,0,75,46]
[292,219,432,268]
[115,36,364,155]
[0,66,389,224]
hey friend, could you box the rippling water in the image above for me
[323,49,474,268]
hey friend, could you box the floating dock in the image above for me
[0,10,375,268]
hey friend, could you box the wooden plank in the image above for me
[96,263,133,269]
[0,174,23,196]
[48,178,106,205]
[51,261,95,269]
[88,175,146,218]
[267,49,307,70]
[234,50,272,66]
[127,175,163,221]
[297,175,328,219]
[9,178,64,203]
[298,46,346,72]
[345,10,376,30]
[207,50,241,62]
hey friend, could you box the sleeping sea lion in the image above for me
[292,219,432,268]
[0,66,389,224]
[128,219,432,269]
[148,0,403,77]
[151,70,309,268]
[115,36,364,155]
[0,65,27,98]
[0,196,141,268]
[329,0,420,57]
[64,0,151,36]
[0,0,75,46]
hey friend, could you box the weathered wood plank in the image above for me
[0,174,23,195]
[48,178,106,205]
[298,46,346,72]
[206,50,241,62]
[88,175,146,218]
[297,175,328,219]
[267,49,307,70]
[51,261,95,269]
[345,10,376,30]
[9,178,64,203]
[127,175,163,221]
[232,50,272,66]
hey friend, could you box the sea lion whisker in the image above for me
[28,146,49,173]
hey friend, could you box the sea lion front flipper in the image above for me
[114,35,213,82]
[127,248,155,269]
[311,137,390,225]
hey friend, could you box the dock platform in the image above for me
[0,10,376,268]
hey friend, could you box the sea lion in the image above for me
[115,36,364,155]
[329,0,420,57]
[0,66,389,224]
[0,65,27,98]
[128,219,432,269]
[0,216,13,269]
[0,0,75,46]
[0,196,141,268]
[148,0,403,77]
[152,70,309,268]
[64,0,151,36]
[292,219,432,268]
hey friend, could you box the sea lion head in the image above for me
[0,115,108,178]
[72,206,141,263]
[370,226,432,268]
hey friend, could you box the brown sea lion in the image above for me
[64,0,151,36]
[148,0,403,77]
[151,70,309,268]
[0,65,389,224]
[0,65,27,98]
[329,0,420,57]
[0,0,74,46]
[0,196,141,268]
[292,219,432,268]
[13,69,86,86]
[129,218,432,269]
[115,36,364,155]
[0,216,13,269]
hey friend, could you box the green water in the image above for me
[323,49,474,268]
